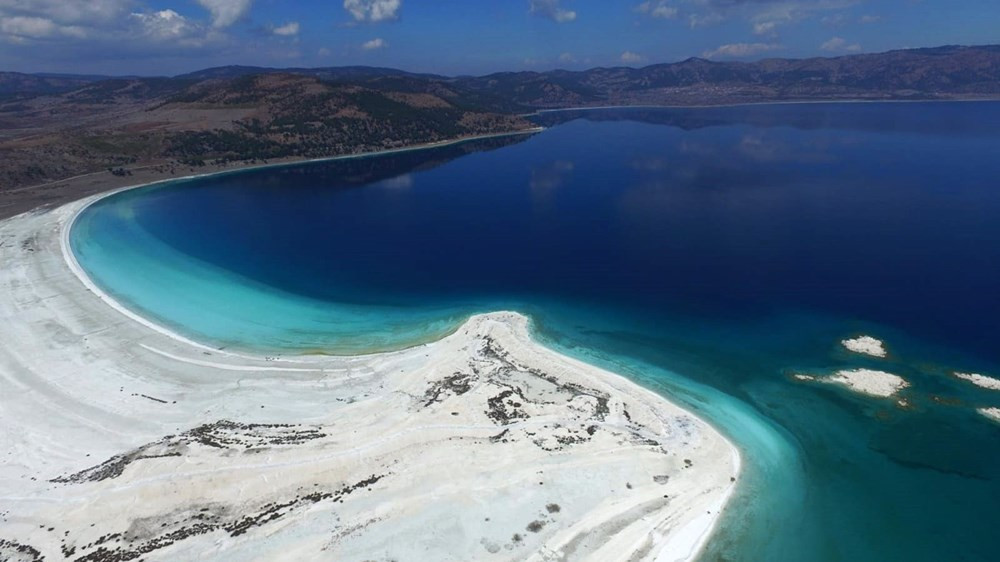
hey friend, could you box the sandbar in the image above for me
[0,195,740,561]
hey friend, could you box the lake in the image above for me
[71,102,1000,561]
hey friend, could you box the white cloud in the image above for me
[702,42,783,59]
[317,47,332,56]
[130,10,192,40]
[820,36,861,52]
[529,0,577,23]
[362,37,386,50]
[0,0,130,25]
[0,0,129,42]
[635,1,678,20]
[821,13,847,27]
[272,21,299,36]
[673,0,861,34]
[0,0,247,39]
[196,0,252,28]
[621,51,643,64]
[558,52,576,63]
[129,9,217,46]
[344,0,401,23]
[750,0,860,32]
[688,11,723,28]
[0,0,235,64]
[1,16,57,38]
[753,20,778,35]
[859,14,881,24]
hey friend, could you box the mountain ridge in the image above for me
[3,43,999,104]
[2,43,998,206]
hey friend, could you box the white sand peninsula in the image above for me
[954,372,1000,391]
[0,199,739,561]
[841,335,887,358]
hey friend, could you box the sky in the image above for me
[0,0,998,76]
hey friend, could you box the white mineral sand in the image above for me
[841,336,887,358]
[954,372,1000,391]
[0,197,740,561]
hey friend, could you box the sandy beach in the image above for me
[0,193,740,560]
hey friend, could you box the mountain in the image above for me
[452,45,1000,107]
[0,72,108,96]
[1,44,999,197]
[0,72,532,191]
[176,65,445,82]
[4,44,999,104]
[158,73,527,163]
[168,44,1000,109]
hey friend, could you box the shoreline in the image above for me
[8,97,999,219]
[0,127,544,221]
[60,126,552,360]
[522,97,1000,116]
[1,183,741,560]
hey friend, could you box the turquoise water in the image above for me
[71,104,1000,561]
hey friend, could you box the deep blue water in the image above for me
[72,103,1000,561]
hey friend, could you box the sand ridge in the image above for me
[0,197,740,561]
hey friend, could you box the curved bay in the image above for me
[72,103,1000,561]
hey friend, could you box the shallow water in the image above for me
[71,103,1000,561]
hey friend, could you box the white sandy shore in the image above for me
[795,369,909,399]
[841,336,887,358]
[0,197,740,561]
[954,372,1000,391]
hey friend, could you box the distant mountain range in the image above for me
[3,44,1000,106]
[0,72,109,96]
[1,44,999,199]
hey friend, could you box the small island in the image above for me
[978,407,1000,424]
[841,336,888,358]
[954,372,1000,391]
[795,368,909,399]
